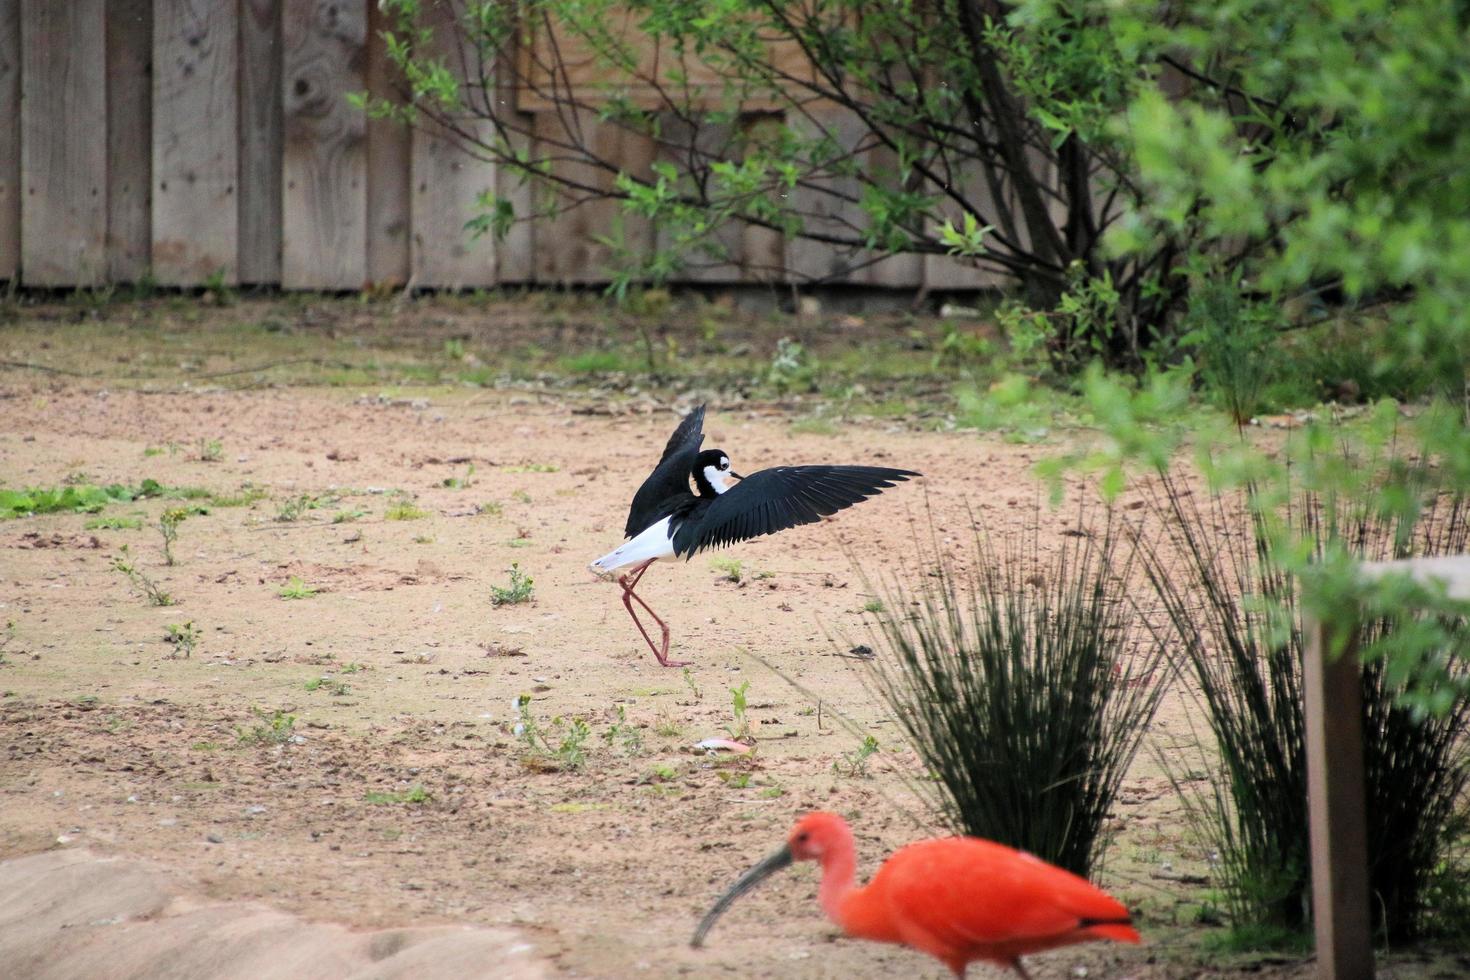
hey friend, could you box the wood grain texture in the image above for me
[106,0,152,282]
[532,108,653,284]
[653,115,742,284]
[786,109,867,285]
[239,0,284,284]
[282,0,366,290]
[21,0,108,286]
[0,0,19,281]
[409,0,495,288]
[859,140,922,288]
[494,118,536,283]
[152,0,239,285]
[517,10,814,113]
[364,0,410,288]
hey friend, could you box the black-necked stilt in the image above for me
[591,405,919,667]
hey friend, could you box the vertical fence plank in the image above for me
[239,0,283,284]
[533,108,654,284]
[364,0,410,289]
[409,0,496,288]
[787,109,870,285]
[21,0,108,286]
[0,0,19,282]
[106,0,152,282]
[495,120,536,283]
[861,140,922,289]
[152,0,239,285]
[282,0,367,290]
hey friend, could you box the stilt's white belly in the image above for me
[591,516,676,573]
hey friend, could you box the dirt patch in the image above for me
[0,307,1439,978]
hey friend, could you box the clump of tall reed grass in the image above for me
[1139,467,1469,943]
[862,507,1167,878]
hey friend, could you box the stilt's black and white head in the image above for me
[693,448,743,497]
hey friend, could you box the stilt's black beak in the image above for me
[730,471,746,481]
[690,845,793,948]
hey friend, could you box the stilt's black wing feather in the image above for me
[625,405,706,536]
[673,465,919,556]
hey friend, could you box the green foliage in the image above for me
[278,576,317,600]
[864,510,1167,877]
[0,479,172,520]
[489,563,535,606]
[726,680,753,741]
[365,785,430,805]
[158,507,190,566]
[832,735,880,779]
[111,546,174,607]
[235,708,296,746]
[384,498,430,521]
[766,337,816,394]
[370,0,1175,341]
[163,621,200,659]
[1139,467,1470,941]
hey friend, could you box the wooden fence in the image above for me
[0,1,996,292]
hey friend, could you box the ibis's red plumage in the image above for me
[694,812,1140,978]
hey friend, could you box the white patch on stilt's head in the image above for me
[702,456,735,495]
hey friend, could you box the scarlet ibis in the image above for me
[590,406,918,667]
[692,811,1140,978]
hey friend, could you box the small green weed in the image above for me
[710,557,743,583]
[196,438,224,462]
[235,708,296,746]
[727,680,753,741]
[276,493,331,522]
[512,489,532,504]
[112,546,174,606]
[209,485,267,508]
[862,599,885,614]
[490,563,534,606]
[717,771,752,789]
[681,667,703,701]
[442,462,477,489]
[305,676,350,696]
[384,499,429,521]
[85,515,142,530]
[476,500,503,517]
[601,705,644,756]
[365,785,431,805]
[164,621,200,659]
[503,463,559,474]
[332,508,367,523]
[833,735,881,778]
[278,576,317,600]
[159,507,190,565]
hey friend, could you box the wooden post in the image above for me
[1303,614,1373,980]
[1306,554,1470,979]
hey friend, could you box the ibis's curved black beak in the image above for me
[690,844,793,948]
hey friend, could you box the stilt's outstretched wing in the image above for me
[625,405,706,536]
[673,465,919,555]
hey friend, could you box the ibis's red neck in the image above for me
[815,833,860,926]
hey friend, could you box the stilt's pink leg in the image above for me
[617,561,688,668]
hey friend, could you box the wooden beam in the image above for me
[1303,615,1373,980]
[409,0,496,289]
[239,0,284,285]
[0,0,20,282]
[152,0,240,285]
[106,0,153,282]
[364,0,411,289]
[282,0,367,290]
[21,0,108,286]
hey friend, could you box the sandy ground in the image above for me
[0,302,1455,978]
